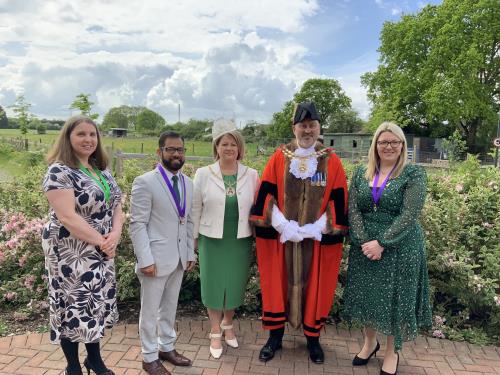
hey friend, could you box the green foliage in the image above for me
[101,105,146,131]
[0,163,48,216]
[136,108,166,135]
[268,100,294,140]
[166,119,211,140]
[0,320,7,335]
[269,78,354,139]
[442,130,467,162]
[424,157,500,343]
[0,106,7,129]
[9,95,32,135]
[363,0,500,152]
[36,122,47,134]
[327,109,364,133]
[294,78,353,130]
[69,93,99,121]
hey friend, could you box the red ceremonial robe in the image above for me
[250,140,348,337]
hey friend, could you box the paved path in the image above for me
[0,318,499,374]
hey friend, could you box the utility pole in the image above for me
[178,103,180,123]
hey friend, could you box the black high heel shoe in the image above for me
[380,352,399,375]
[83,358,115,375]
[352,340,380,366]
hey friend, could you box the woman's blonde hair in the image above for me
[46,115,108,170]
[213,130,246,161]
[365,121,407,180]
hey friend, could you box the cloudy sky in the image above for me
[0,0,441,125]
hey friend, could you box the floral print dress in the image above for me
[41,162,121,343]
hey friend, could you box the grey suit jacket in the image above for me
[129,168,195,277]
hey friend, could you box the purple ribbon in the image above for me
[157,163,186,219]
[371,164,397,205]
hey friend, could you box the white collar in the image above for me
[294,145,316,156]
[163,167,180,182]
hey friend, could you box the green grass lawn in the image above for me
[0,129,272,157]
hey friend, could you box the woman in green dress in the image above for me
[342,122,432,375]
[192,119,259,359]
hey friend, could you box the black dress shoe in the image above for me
[306,340,324,364]
[380,352,399,375]
[352,341,380,366]
[83,358,114,375]
[259,340,282,362]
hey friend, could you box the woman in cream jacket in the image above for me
[192,119,259,359]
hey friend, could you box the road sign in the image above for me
[494,138,500,147]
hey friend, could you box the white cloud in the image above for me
[334,52,379,120]
[391,7,401,15]
[0,0,321,123]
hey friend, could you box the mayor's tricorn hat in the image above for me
[292,101,320,125]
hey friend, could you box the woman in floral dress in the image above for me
[42,115,123,375]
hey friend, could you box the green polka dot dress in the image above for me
[342,164,432,350]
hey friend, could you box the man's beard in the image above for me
[162,157,184,172]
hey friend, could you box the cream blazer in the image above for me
[192,161,259,239]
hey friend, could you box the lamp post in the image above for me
[496,111,500,168]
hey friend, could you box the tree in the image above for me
[0,105,8,128]
[362,0,500,152]
[9,95,32,135]
[101,105,146,130]
[268,78,353,139]
[293,78,352,129]
[69,93,99,120]
[136,108,165,135]
[328,109,364,133]
[268,100,295,140]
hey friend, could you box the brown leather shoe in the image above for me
[159,349,192,367]
[142,359,171,375]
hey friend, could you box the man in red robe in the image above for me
[250,101,348,364]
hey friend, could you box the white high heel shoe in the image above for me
[220,322,239,348]
[209,332,223,359]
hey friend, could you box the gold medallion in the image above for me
[226,187,235,196]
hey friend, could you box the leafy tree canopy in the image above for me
[69,93,99,120]
[136,108,166,135]
[362,0,500,152]
[101,105,146,130]
[0,105,8,129]
[268,78,354,139]
[9,95,33,135]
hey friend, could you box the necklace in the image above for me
[208,165,248,196]
[223,176,237,197]
[282,147,329,172]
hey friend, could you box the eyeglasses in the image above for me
[376,140,403,148]
[161,147,186,154]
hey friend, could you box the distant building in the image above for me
[109,128,128,137]
[324,133,444,163]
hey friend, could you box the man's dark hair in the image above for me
[159,131,184,147]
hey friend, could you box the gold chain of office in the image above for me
[281,147,330,172]
[208,166,249,196]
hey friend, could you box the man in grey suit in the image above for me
[130,131,196,375]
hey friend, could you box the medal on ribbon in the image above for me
[371,164,397,210]
[157,163,186,224]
